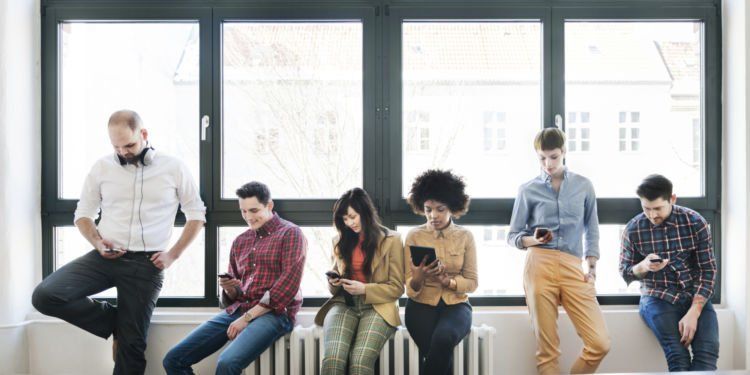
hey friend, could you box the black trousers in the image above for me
[404,298,472,375]
[32,250,163,375]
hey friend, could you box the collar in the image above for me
[662,205,679,226]
[256,213,281,237]
[540,166,568,183]
[426,220,456,239]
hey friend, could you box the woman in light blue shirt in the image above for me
[508,127,610,375]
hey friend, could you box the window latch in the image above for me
[201,115,210,141]
[554,114,563,128]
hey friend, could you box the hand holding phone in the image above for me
[217,272,233,279]
[326,270,343,287]
[642,254,669,273]
[534,227,552,244]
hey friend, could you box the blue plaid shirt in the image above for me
[619,204,716,304]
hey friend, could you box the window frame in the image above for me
[41,0,722,308]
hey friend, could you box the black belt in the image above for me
[122,250,161,257]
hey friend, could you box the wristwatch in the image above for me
[242,311,255,323]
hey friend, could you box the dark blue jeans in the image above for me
[639,296,719,372]
[163,310,292,375]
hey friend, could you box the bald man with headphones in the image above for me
[32,110,206,374]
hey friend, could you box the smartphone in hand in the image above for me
[325,270,341,280]
[217,273,233,279]
[535,228,550,239]
[649,258,664,264]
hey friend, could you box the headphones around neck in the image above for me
[115,143,155,166]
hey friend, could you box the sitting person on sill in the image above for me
[316,187,405,375]
[404,169,478,375]
[620,174,719,372]
[163,181,307,375]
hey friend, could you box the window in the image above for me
[618,111,641,152]
[567,111,591,152]
[405,110,431,152]
[564,22,705,198]
[58,22,200,200]
[221,22,363,199]
[313,112,340,155]
[255,127,279,155]
[42,3,721,307]
[401,22,542,199]
[483,111,507,152]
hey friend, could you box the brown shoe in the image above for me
[112,339,118,362]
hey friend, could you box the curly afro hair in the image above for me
[407,169,470,217]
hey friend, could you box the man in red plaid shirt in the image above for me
[164,181,307,375]
[619,174,718,371]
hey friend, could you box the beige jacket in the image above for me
[404,223,478,306]
[314,229,405,327]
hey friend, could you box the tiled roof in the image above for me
[174,21,698,85]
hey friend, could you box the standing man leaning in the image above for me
[620,174,719,371]
[32,109,206,374]
[163,181,307,375]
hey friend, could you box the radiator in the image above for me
[243,324,496,375]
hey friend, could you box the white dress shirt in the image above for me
[74,150,206,252]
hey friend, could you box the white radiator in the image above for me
[243,324,496,375]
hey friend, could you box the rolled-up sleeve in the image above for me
[582,181,600,259]
[691,218,716,301]
[508,186,531,249]
[258,227,307,314]
[176,161,206,222]
[619,224,642,286]
[74,162,102,224]
[454,232,478,294]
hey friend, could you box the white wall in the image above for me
[0,0,41,373]
[723,0,750,370]
[0,1,748,374]
[23,308,734,375]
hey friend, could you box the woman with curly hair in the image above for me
[315,188,404,375]
[404,169,478,375]
[508,128,610,374]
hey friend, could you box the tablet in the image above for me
[409,245,437,267]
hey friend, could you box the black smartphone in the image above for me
[535,228,550,239]
[649,258,664,264]
[217,272,233,279]
[105,248,122,253]
[325,270,341,280]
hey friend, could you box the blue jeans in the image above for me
[639,296,719,372]
[163,310,292,375]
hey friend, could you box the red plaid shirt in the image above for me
[221,213,307,323]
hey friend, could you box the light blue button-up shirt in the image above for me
[507,168,600,259]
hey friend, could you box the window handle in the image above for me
[201,115,210,141]
[555,114,563,128]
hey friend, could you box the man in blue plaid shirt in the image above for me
[619,174,718,371]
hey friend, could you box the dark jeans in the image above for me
[639,296,720,372]
[404,298,472,375]
[163,310,292,375]
[32,250,163,375]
